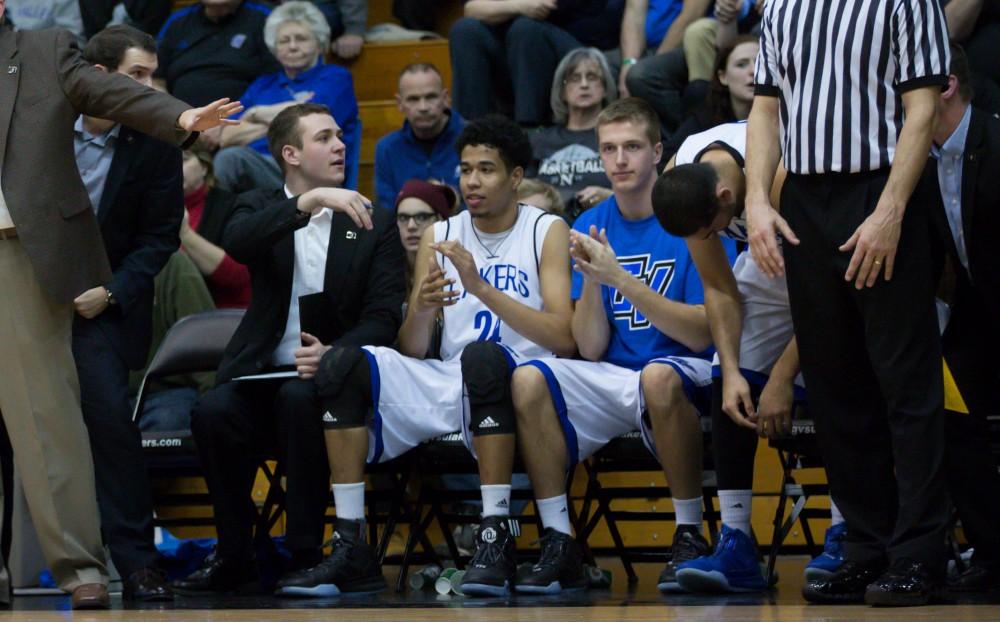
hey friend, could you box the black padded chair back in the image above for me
[131,308,244,422]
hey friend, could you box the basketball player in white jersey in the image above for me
[511,99,736,594]
[275,115,575,598]
[654,121,845,593]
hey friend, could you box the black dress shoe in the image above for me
[802,558,886,604]
[947,563,999,593]
[173,554,259,594]
[123,568,174,602]
[865,557,941,606]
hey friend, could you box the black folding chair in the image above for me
[575,417,720,584]
[128,309,290,539]
[765,419,827,583]
[131,308,245,424]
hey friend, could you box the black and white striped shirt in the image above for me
[754,0,950,175]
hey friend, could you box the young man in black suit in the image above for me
[71,25,185,602]
[175,102,406,593]
[927,44,1000,593]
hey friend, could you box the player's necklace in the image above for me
[471,208,519,259]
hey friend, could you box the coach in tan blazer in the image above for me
[0,1,240,608]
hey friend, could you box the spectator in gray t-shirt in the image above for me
[527,47,617,222]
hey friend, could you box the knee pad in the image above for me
[315,347,370,429]
[315,346,364,398]
[461,341,515,436]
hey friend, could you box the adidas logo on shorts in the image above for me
[479,416,500,429]
[322,412,337,424]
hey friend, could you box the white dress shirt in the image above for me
[931,105,972,272]
[272,186,332,366]
[0,178,12,229]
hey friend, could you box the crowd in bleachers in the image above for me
[1,0,999,610]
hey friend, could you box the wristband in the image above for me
[622,57,639,67]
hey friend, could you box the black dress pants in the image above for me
[781,170,949,570]
[191,378,330,560]
[72,317,158,577]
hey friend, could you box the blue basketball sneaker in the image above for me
[675,524,768,593]
[804,522,846,582]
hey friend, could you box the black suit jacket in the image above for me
[74,125,184,370]
[926,107,1000,412]
[216,188,406,384]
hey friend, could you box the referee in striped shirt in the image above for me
[745,0,951,607]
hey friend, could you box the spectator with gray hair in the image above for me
[274,0,368,59]
[527,47,616,222]
[215,0,361,194]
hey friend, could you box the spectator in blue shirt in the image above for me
[374,63,464,209]
[215,1,361,193]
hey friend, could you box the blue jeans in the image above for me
[213,147,284,195]
[136,387,198,433]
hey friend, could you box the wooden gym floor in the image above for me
[2,557,998,621]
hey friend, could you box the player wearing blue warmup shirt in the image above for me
[511,98,736,594]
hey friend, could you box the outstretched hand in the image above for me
[178,98,244,133]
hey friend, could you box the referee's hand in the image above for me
[839,205,901,289]
[746,198,798,278]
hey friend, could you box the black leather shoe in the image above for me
[123,568,174,602]
[802,558,886,604]
[947,563,999,593]
[865,558,940,606]
[173,554,259,594]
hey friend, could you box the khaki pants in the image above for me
[683,17,720,83]
[0,238,107,591]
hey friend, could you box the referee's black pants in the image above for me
[782,170,949,571]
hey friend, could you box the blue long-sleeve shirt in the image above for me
[374,110,464,209]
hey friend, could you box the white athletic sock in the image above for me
[830,499,845,526]
[719,489,753,535]
[481,484,512,517]
[536,494,572,535]
[332,482,365,521]
[673,497,703,527]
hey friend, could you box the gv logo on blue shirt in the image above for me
[611,255,676,329]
